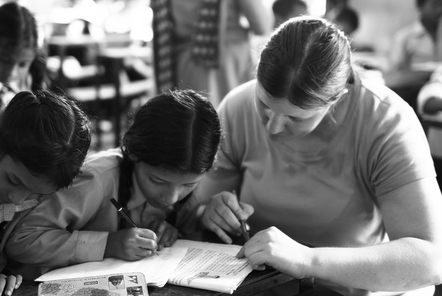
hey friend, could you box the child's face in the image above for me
[134,162,204,209]
[9,47,36,91]
[0,154,57,205]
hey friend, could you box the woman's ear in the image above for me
[128,153,138,162]
[121,146,138,162]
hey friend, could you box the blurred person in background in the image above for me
[272,0,308,28]
[389,0,442,71]
[417,66,442,189]
[331,4,359,37]
[151,0,274,108]
[0,2,48,109]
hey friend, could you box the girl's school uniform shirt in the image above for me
[0,201,39,273]
[5,148,175,280]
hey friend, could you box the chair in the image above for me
[66,46,155,149]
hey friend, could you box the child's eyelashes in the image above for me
[6,175,19,186]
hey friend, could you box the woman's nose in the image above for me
[266,112,285,135]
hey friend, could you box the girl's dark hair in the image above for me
[257,16,352,110]
[0,90,91,189]
[118,89,221,209]
[122,89,221,172]
[0,2,47,89]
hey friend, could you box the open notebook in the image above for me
[37,240,253,295]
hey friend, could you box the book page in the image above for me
[36,247,188,287]
[167,240,253,294]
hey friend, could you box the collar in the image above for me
[126,171,147,211]
[0,199,39,222]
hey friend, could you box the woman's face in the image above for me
[134,162,204,209]
[254,82,332,139]
[0,154,57,205]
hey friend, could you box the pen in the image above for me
[233,190,250,242]
[240,220,250,242]
[110,198,159,255]
[110,198,138,228]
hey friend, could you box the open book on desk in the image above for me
[36,239,253,295]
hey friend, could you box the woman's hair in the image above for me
[0,2,46,89]
[257,16,353,110]
[122,89,222,173]
[0,90,91,189]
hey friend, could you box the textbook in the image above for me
[36,239,253,295]
[38,273,149,296]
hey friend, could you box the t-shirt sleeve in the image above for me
[364,91,436,196]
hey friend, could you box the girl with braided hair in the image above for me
[6,89,221,281]
[0,89,91,295]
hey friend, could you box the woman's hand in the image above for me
[148,220,180,250]
[236,227,312,279]
[0,274,22,296]
[105,228,158,260]
[201,191,254,244]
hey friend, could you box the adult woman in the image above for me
[6,89,222,280]
[192,16,442,295]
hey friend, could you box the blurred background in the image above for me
[0,0,438,153]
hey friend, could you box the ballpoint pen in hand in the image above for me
[233,190,250,242]
[240,220,250,242]
[110,198,159,255]
[110,198,138,228]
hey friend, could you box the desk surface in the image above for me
[11,231,294,296]
[11,231,342,296]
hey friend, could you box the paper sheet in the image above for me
[168,240,253,294]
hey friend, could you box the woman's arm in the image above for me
[238,177,442,291]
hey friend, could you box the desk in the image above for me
[11,231,342,296]
[12,277,342,296]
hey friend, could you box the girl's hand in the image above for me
[0,273,22,296]
[105,228,158,260]
[201,191,254,244]
[148,220,180,250]
[236,227,313,279]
